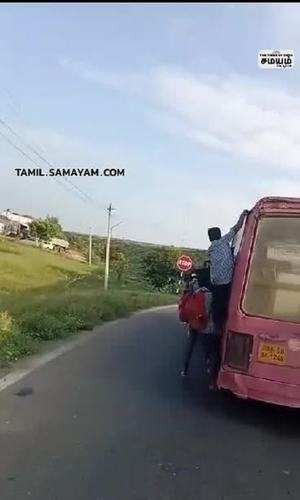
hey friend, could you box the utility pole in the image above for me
[88,227,92,266]
[104,203,115,290]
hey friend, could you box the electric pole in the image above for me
[88,227,92,266]
[104,203,115,290]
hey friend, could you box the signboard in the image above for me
[258,50,294,69]
[176,255,193,272]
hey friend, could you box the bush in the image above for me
[0,311,36,362]
[0,311,13,343]
[20,312,86,341]
[30,216,62,242]
[142,248,181,291]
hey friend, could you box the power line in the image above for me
[0,128,44,169]
[0,119,85,203]
[0,88,53,158]
[0,86,22,118]
[0,117,98,205]
[111,220,124,232]
[0,126,89,203]
[0,117,104,208]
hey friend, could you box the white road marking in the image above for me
[0,332,96,392]
[136,304,177,315]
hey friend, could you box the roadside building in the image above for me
[40,238,69,252]
[52,238,69,251]
[0,215,10,235]
[1,209,35,228]
[0,214,22,236]
[1,209,36,238]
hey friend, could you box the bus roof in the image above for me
[252,197,300,216]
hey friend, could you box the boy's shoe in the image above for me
[208,380,218,391]
[205,357,212,375]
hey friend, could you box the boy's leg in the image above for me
[182,328,198,376]
[212,286,222,333]
[220,284,231,325]
[199,334,211,373]
[208,334,221,389]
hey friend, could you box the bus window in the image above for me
[232,219,246,259]
[243,217,300,322]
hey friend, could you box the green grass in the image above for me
[0,238,175,365]
[0,238,92,292]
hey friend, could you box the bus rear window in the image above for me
[243,217,300,322]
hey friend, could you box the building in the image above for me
[0,215,22,236]
[0,209,70,254]
[1,209,36,229]
[51,237,69,250]
[40,238,69,252]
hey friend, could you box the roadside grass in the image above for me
[0,238,176,365]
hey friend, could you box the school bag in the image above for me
[178,289,208,333]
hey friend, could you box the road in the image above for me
[0,306,300,500]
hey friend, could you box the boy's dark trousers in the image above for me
[201,334,221,381]
[183,328,198,373]
[211,283,231,333]
[183,330,220,380]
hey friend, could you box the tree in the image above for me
[98,242,130,282]
[98,241,123,262]
[142,247,181,292]
[30,215,62,242]
[111,252,130,282]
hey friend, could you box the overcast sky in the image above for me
[1,3,300,248]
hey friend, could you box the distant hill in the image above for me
[64,231,207,282]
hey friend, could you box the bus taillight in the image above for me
[225,332,253,371]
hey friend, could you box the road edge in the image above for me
[0,304,177,393]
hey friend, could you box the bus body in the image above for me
[218,197,300,407]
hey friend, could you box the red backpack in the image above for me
[178,290,208,333]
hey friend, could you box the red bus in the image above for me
[218,197,300,407]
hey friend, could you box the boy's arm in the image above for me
[222,210,249,243]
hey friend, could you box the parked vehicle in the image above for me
[218,197,300,407]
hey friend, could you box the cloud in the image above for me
[153,68,300,174]
[256,178,300,199]
[3,57,299,248]
[61,60,300,175]
[60,58,148,95]
[0,120,125,171]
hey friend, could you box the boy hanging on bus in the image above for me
[208,209,249,333]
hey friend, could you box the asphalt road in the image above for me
[1,306,300,500]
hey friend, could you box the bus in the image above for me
[218,197,300,407]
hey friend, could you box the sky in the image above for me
[0,2,300,248]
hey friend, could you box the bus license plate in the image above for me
[258,343,287,365]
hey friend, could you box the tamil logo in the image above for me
[258,50,294,69]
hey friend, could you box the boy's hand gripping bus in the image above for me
[218,197,300,407]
